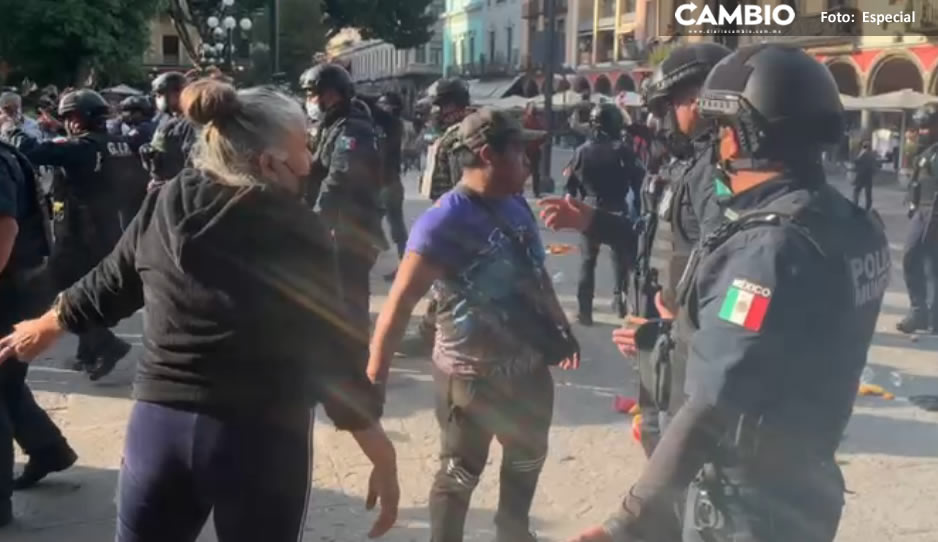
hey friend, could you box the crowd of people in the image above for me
[0,40,930,542]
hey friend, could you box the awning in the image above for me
[842,89,938,111]
[419,74,526,105]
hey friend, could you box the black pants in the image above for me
[335,246,376,350]
[577,230,630,317]
[430,365,554,542]
[903,211,938,324]
[852,182,872,211]
[49,236,124,361]
[117,401,313,542]
[528,150,542,196]
[381,181,408,259]
[1,277,69,505]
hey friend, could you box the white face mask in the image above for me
[155,96,169,114]
[305,101,321,122]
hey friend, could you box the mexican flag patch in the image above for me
[718,278,772,331]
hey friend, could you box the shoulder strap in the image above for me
[454,185,537,264]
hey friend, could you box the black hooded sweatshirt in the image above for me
[57,169,380,429]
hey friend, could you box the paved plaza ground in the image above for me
[5,154,938,541]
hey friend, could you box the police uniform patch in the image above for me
[337,136,357,151]
[718,278,772,331]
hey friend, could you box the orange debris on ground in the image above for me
[545,243,576,255]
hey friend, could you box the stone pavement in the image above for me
[4,160,938,541]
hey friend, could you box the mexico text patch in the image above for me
[718,278,771,331]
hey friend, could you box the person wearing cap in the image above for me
[368,108,579,542]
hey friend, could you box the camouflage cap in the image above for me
[456,107,545,152]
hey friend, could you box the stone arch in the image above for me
[614,73,636,93]
[595,74,613,96]
[868,53,924,95]
[573,75,591,94]
[826,60,861,97]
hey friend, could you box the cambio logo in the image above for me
[675,3,796,27]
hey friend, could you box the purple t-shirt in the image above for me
[407,189,548,376]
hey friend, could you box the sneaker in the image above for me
[13,444,78,490]
[896,313,930,334]
[87,338,132,382]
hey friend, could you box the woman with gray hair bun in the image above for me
[0,79,399,542]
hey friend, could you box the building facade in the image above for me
[144,14,198,72]
[441,0,522,78]
[331,1,445,114]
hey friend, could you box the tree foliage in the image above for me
[322,0,435,49]
[0,0,161,86]
[168,0,436,70]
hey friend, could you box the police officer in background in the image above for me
[301,64,385,341]
[566,103,644,324]
[421,78,472,201]
[540,42,729,455]
[897,142,938,333]
[417,78,473,344]
[141,71,196,190]
[569,44,889,542]
[118,95,156,149]
[374,92,409,281]
[0,141,76,524]
[5,90,133,381]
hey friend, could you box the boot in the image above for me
[576,312,593,326]
[495,529,538,542]
[87,337,132,382]
[13,443,78,490]
[897,312,930,334]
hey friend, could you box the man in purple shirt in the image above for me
[367,108,579,542]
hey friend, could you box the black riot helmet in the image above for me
[643,42,731,116]
[431,78,470,108]
[589,103,625,140]
[378,91,404,115]
[699,44,845,170]
[299,63,355,100]
[119,95,152,114]
[58,89,110,132]
[151,71,187,95]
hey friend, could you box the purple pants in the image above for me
[116,401,312,542]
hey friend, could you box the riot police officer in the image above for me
[540,42,730,455]
[566,103,644,324]
[119,95,156,149]
[0,141,76,522]
[5,90,133,380]
[420,77,472,201]
[897,142,938,333]
[300,63,384,342]
[568,43,889,542]
[142,71,196,189]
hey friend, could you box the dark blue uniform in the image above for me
[311,99,385,338]
[0,142,71,519]
[566,137,644,319]
[9,130,136,366]
[901,144,938,331]
[146,113,197,184]
[663,175,888,542]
